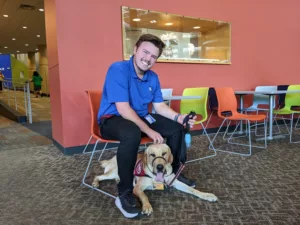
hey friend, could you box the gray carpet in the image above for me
[1,118,300,224]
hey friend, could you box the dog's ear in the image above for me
[166,145,173,164]
[142,147,148,166]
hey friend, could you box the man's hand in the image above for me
[178,114,197,128]
[146,129,164,144]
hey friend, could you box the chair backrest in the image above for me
[277,85,289,107]
[87,90,102,137]
[250,86,277,108]
[161,88,173,107]
[215,87,238,116]
[180,87,209,120]
[284,85,300,108]
[208,87,218,110]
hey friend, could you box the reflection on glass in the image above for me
[122,6,231,64]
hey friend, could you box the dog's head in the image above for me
[143,144,173,182]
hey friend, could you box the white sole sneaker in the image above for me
[115,197,140,218]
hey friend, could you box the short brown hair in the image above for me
[135,34,165,57]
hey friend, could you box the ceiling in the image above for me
[0,0,46,55]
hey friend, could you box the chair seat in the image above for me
[273,108,300,115]
[92,133,152,144]
[220,113,266,121]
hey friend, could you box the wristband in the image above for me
[174,113,181,122]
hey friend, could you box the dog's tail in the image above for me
[100,160,109,168]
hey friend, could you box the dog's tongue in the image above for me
[155,172,164,182]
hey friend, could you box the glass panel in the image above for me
[122,6,231,64]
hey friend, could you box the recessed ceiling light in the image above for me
[39,8,44,12]
[132,18,141,22]
[12,38,16,40]
[36,49,38,51]
[150,20,157,23]
[4,46,7,48]
[165,22,173,26]
[16,51,19,53]
[25,44,29,46]
[193,26,201,29]
[23,26,27,29]
[3,15,8,17]
[37,35,40,38]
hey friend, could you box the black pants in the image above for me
[99,114,187,195]
[0,81,2,91]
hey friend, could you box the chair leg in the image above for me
[209,118,227,149]
[222,120,234,140]
[295,116,300,129]
[82,135,93,154]
[186,122,217,163]
[212,119,267,156]
[273,115,282,134]
[290,113,300,143]
[205,111,213,129]
[82,140,116,199]
[223,121,247,140]
[221,119,252,156]
[282,116,291,134]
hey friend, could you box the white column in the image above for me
[27,52,36,91]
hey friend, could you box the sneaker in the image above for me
[177,174,196,188]
[115,190,141,218]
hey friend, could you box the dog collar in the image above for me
[151,156,167,167]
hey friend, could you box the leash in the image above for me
[165,111,195,187]
[166,162,185,188]
[182,111,196,149]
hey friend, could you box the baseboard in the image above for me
[53,118,299,156]
[0,100,27,123]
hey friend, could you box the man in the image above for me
[98,34,196,218]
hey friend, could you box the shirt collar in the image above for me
[129,56,148,81]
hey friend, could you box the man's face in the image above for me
[133,41,159,75]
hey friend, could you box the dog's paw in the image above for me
[142,203,153,216]
[92,178,99,188]
[202,193,218,202]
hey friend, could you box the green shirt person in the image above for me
[31,71,43,97]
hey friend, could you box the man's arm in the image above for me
[153,102,192,125]
[153,102,178,121]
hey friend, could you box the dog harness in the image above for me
[134,159,150,177]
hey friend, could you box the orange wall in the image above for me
[45,0,300,148]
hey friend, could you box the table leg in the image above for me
[239,95,244,133]
[267,95,274,140]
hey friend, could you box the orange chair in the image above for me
[209,87,267,156]
[82,91,152,198]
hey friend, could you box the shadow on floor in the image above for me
[22,120,52,140]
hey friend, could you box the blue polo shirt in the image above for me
[98,56,164,123]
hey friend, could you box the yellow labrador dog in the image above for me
[92,144,217,215]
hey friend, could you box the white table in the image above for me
[152,95,202,113]
[163,95,201,100]
[235,90,300,140]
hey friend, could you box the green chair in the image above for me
[273,85,300,143]
[180,87,217,163]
